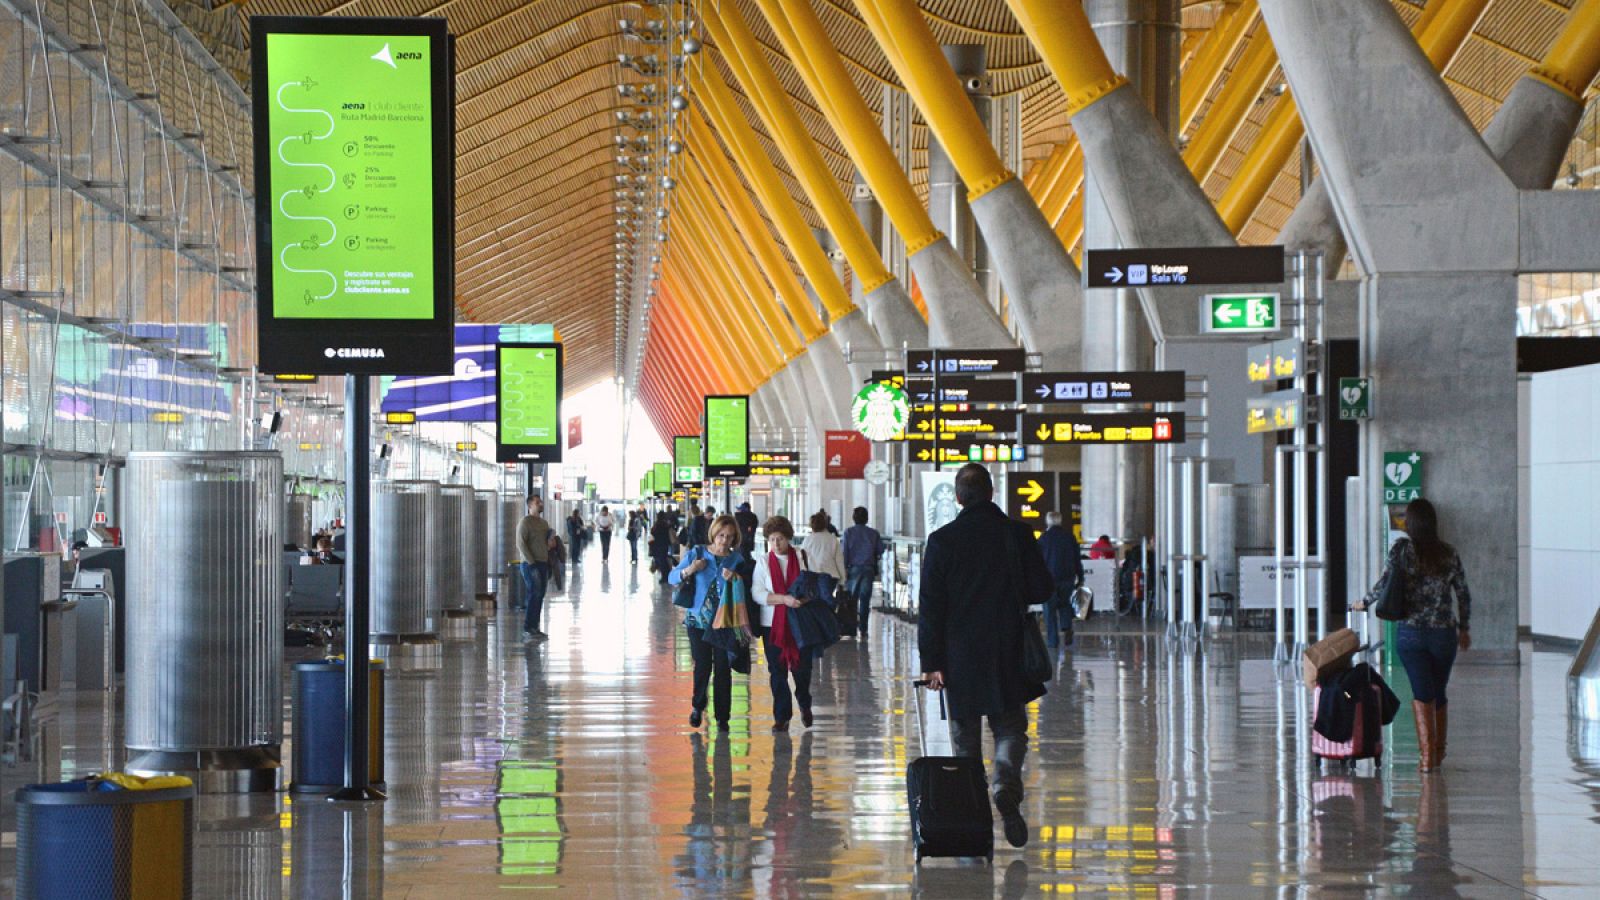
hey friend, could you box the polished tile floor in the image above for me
[5,550,1599,897]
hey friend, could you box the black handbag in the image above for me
[1004,525,1053,684]
[1372,540,1411,622]
[673,547,701,609]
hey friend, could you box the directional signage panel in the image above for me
[1023,371,1186,404]
[907,375,1018,404]
[1007,474,1057,528]
[1202,293,1280,334]
[907,408,1019,436]
[911,439,1027,466]
[1022,412,1185,445]
[673,435,703,485]
[750,450,799,477]
[1246,338,1301,382]
[251,16,455,375]
[495,343,562,463]
[1084,245,1285,289]
[907,348,1028,376]
[1245,389,1303,434]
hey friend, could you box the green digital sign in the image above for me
[652,462,672,496]
[495,343,562,463]
[251,17,454,374]
[704,395,749,477]
[673,435,703,485]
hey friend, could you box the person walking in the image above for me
[918,464,1052,849]
[516,496,553,643]
[567,508,585,565]
[649,511,674,585]
[670,515,747,730]
[596,506,616,562]
[628,507,646,563]
[801,511,845,582]
[752,515,815,732]
[841,507,885,639]
[1037,512,1085,650]
[1360,498,1472,773]
[734,502,759,557]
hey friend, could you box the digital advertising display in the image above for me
[673,436,703,485]
[703,395,750,478]
[251,16,454,374]
[652,462,672,497]
[378,323,556,421]
[495,343,563,463]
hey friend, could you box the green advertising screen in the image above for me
[673,436,703,485]
[251,17,454,375]
[704,395,750,477]
[495,343,563,462]
[652,462,672,496]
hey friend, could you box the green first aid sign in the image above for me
[1200,293,1278,333]
[1383,451,1423,504]
[264,32,436,319]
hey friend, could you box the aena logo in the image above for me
[324,347,386,359]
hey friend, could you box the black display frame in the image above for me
[250,16,455,375]
[494,342,564,463]
[701,394,751,478]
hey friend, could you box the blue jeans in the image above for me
[1396,624,1458,705]
[846,565,876,634]
[521,562,549,635]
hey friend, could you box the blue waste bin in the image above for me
[16,779,194,899]
[292,659,386,794]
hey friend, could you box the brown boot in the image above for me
[1435,704,1447,767]
[1413,700,1437,773]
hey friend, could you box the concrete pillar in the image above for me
[851,173,927,349]
[1259,0,1522,660]
[927,45,995,308]
[1076,0,1184,544]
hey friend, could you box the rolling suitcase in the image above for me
[1311,681,1384,764]
[907,680,994,865]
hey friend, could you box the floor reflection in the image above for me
[2,551,1597,897]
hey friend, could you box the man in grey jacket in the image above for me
[518,495,553,642]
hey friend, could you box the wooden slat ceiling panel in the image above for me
[171,0,1590,397]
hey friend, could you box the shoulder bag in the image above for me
[1372,540,1411,622]
[672,547,701,609]
[1007,524,1054,684]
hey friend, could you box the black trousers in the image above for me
[600,529,613,559]
[762,634,813,723]
[688,626,732,724]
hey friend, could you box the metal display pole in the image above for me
[1273,445,1287,662]
[332,375,383,802]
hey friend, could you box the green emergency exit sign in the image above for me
[1200,293,1278,333]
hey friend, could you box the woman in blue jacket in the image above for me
[670,514,746,730]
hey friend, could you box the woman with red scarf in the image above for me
[752,516,815,732]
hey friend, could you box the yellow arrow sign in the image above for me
[916,448,932,461]
[1035,423,1051,441]
[916,419,932,432]
[1019,479,1045,503]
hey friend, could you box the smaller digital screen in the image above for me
[495,343,562,463]
[704,395,749,477]
[652,462,672,495]
[673,436,703,485]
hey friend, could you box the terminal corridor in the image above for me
[16,552,1596,897]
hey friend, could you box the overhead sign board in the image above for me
[1383,451,1423,504]
[673,435,704,485]
[1202,293,1280,334]
[1022,412,1185,445]
[750,449,799,477]
[911,440,1027,465]
[907,375,1018,404]
[454,441,477,452]
[906,348,1027,376]
[1338,377,1373,420]
[1007,474,1057,529]
[908,408,1019,436]
[1084,245,1285,289]
[1023,371,1186,404]
[384,411,416,424]
[1245,389,1303,434]
[703,395,750,477]
[494,343,563,463]
[251,16,455,375]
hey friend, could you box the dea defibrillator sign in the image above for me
[851,382,910,441]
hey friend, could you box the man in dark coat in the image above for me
[918,463,1052,849]
[1037,511,1085,649]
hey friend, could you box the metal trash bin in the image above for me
[371,481,439,644]
[473,490,495,609]
[16,777,195,899]
[436,485,473,616]
[291,660,386,794]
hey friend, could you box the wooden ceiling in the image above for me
[180,0,1592,400]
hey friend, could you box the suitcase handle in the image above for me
[911,679,947,757]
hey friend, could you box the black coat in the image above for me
[918,501,1053,718]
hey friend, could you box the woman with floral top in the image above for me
[1361,499,1472,773]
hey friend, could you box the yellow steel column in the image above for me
[1527,0,1600,100]
[1181,19,1280,185]
[1217,0,1492,233]
[756,0,945,257]
[851,0,1021,201]
[1178,1,1259,133]
[701,1,895,299]
[1000,0,1129,116]
[691,58,851,326]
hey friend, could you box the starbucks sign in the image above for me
[851,382,910,441]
